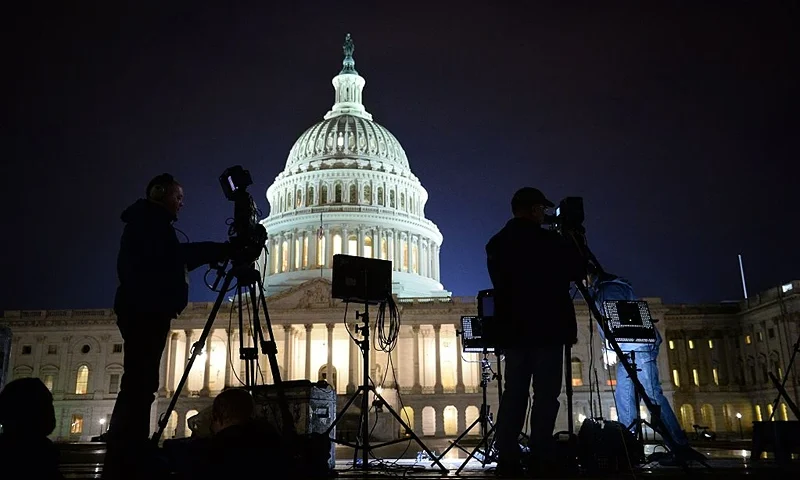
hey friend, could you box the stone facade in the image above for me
[2,280,798,441]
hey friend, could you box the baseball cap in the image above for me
[511,187,555,209]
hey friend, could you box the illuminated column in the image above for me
[342,227,349,255]
[433,245,440,281]
[223,329,234,387]
[181,330,193,396]
[347,326,357,394]
[159,332,174,396]
[455,327,465,393]
[305,324,313,379]
[200,332,212,396]
[308,230,317,268]
[357,228,364,256]
[283,325,293,380]
[324,229,332,267]
[394,231,401,271]
[326,323,335,390]
[176,410,187,438]
[412,325,421,393]
[376,227,383,259]
[166,332,179,394]
[288,231,296,271]
[433,324,443,394]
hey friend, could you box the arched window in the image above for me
[321,185,329,204]
[363,236,373,258]
[377,187,384,206]
[400,193,405,210]
[75,365,89,394]
[349,184,357,204]
[348,235,357,255]
[318,365,337,391]
[400,407,415,437]
[306,186,314,206]
[410,195,415,214]
[390,190,396,208]
[364,185,372,204]
[334,184,343,203]
[332,234,343,256]
[680,404,695,431]
[443,406,458,436]
[281,240,289,272]
[700,404,716,431]
[296,189,303,207]
[286,192,292,210]
[571,358,583,387]
[317,236,326,266]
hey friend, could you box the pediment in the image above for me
[267,278,334,309]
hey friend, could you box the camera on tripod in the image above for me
[219,165,268,266]
[543,196,585,233]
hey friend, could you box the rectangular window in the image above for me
[70,414,84,434]
[113,343,123,353]
[755,405,762,421]
[672,369,680,387]
[688,340,695,349]
[757,331,764,342]
[692,368,700,386]
[769,328,776,339]
[668,340,675,350]
[109,374,121,394]
[712,368,719,386]
[745,335,752,345]
[708,339,714,349]
[571,360,583,387]
[43,374,55,391]
[21,345,32,355]
[47,345,58,355]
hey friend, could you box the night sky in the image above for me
[3,2,798,311]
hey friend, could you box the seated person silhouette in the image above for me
[0,378,64,479]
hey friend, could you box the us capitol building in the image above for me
[1,36,798,443]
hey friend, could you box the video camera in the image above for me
[219,165,268,266]
[543,197,585,234]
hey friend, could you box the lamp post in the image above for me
[735,412,743,439]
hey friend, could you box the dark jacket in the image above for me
[114,199,227,319]
[486,217,586,347]
[591,275,661,352]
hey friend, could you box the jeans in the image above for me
[103,316,171,479]
[615,348,688,450]
[495,345,563,465]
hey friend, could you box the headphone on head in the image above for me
[146,173,177,201]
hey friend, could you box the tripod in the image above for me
[323,304,448,473]
[152,262,295,443]
[624,351,657,442]
[436,351,498,474]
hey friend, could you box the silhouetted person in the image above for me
[202,388,282,478]
[103,174,229,480]
[486,187,585,477]
[587,264,706,466]
[0,378,64,479]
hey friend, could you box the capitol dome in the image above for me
[260,34,450,299]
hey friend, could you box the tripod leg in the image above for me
[370,389,449,473]
[247,276,297,438]
[435,416,482,463]
[151,268,236,444]
[456,423,498,475]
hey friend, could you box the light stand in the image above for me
[624,351,657,442]
[323,303,448,473]
[152,262,295,444]
[436,350,499,474]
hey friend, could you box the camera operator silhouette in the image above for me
[486,187,585,477]
[586,263,706,466]
[0,378,64,479]
[102,173,229,480]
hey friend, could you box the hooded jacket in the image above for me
[591,275,661,352]
[114,199,227,319]
[486,217,586,348]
